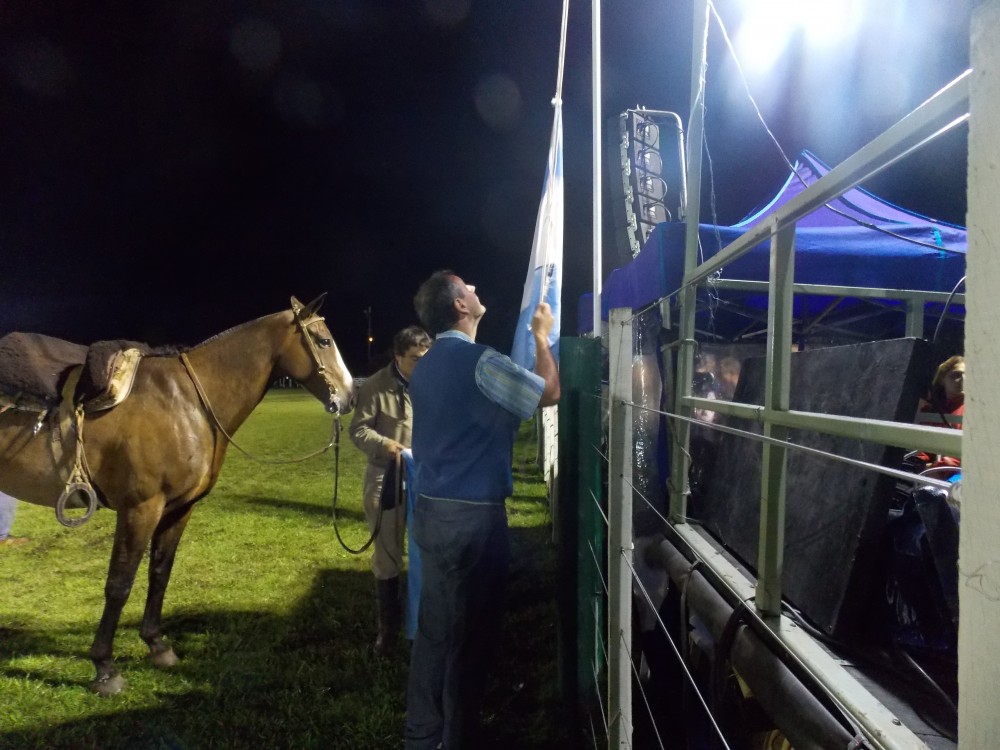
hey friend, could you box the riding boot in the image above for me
[374,576,400,657]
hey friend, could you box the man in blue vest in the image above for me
[405,270,560,750]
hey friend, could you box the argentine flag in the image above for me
[511,103,563,370]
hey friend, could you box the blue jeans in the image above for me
[0,492,17,540]
[405,496,510,750]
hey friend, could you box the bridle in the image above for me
[179,301,350,465]
[291,298,345,415]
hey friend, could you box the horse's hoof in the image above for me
[89,673,127,696]
[148,647,179,669]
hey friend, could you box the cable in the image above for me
[708,0,967,257]
[932,275,966,344]
[624,398,954,493]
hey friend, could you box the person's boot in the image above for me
[374,576,400,657]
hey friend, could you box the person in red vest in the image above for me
[913,355,964,474]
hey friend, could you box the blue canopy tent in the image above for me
[578,151,967,344]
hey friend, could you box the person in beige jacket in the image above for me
[349,325,431,656]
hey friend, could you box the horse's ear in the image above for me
[291,293,327,318]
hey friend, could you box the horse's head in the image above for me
[284,294,354,414]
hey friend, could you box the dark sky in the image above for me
[0,0,974,372]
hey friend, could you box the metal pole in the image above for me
[607,308,633,748]
[960,3,1000,741]
[591,0,603,336]
[757,218,795,615]
[669,0,711,522]
[904,298,924,339]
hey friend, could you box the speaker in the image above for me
[605,109,685,267]
[695,338,940,636]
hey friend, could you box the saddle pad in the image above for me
[0,332,88,401]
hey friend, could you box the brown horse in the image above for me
[0,294,353,695]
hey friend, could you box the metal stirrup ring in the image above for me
[56,481,98,528]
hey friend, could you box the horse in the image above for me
[0,294,353,695]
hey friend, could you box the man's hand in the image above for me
[531,302,555,341]
[530,302,560,406]
[386,440,405,458]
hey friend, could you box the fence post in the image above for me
[555,337,604,725]
[757,218,795,615]
[961,4,1000,742]
[670,0,710,523]
[608,308,633,748]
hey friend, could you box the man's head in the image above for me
[413,270,486,336]
[393,326,431,380]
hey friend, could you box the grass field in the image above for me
[0,390,571,749]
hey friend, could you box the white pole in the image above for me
[591,0,602,336]
[669,0,710,521]
[608,307,633,748]
[960,1,1000,743]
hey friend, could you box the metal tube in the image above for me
[607,309,633,747]
[591,0,602,336]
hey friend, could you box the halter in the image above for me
[177,298,349,463]
[291,298,343,413]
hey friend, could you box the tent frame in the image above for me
[598,1,972,746]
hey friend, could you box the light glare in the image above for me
[735,0,859,74]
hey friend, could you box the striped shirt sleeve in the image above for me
[475,348,545,421]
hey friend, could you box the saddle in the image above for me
[0,332,147,414]
[0,332,150,527]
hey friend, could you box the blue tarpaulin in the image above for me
[578,151,966,340]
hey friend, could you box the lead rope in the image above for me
[332,450,403,555]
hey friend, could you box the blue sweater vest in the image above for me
[410,337,521,502]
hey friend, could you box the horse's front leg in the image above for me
[140,501,197,669]
[89,501,162,696]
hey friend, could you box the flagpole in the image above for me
[540,0,572,305]
[509,0,568,371]
[591,0,602,336]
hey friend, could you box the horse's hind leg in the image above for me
[89,502,162,696]
[140,501,197,669]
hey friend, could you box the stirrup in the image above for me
[56,480,98,528]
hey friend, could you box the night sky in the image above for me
[0,0,974,373]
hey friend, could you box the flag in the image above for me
[511,104,563,370]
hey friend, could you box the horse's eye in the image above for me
[317,337,332,348]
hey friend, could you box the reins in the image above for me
[331,451,402,555]
[177,300,373,553]
[180,352,338,464]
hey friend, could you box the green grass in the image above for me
[0,390,570,749]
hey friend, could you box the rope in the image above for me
[623,552,734,750]
[625,398,955,493]
[53,366,98,527]
[554,0,570,103]
[536,0,569,307]
[332,451,403,556]
[933,275,966,343]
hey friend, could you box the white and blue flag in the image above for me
[511,103,563,370]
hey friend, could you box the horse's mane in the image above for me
[194,311,285,349]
